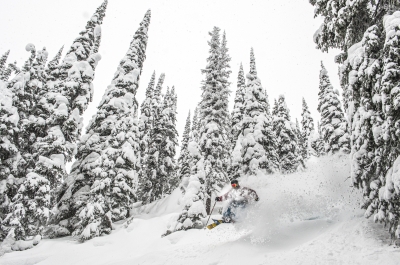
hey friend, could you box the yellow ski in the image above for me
[206,219,223,230]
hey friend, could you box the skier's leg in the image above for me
[230,205,238,223]
[222,204,233,223]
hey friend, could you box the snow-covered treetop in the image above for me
[318,62,343,113]
[88,9,151,132]
[128,9,151,71]
[272,98,278,116]
[146,71,156,98]
[231,63,246,126]
[276,94,290,120]
[154,73,165,100]
[243,48,268,117]
[301,97,314,136]
[63,0,108,63]
[249,47,257,76]
[84,0,108,39]
[237,63,245,90]
[220,31,231,89]
[139,71,156,118]
[180,110,191,154]
[45,46,64,79]
[0,50,10,74]
[201,26,221,79]
[191,106,199,141]
[199,26,231,132]
[170,86,178,115]
[233,62,246,108]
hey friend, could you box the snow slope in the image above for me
[2,155,400,265]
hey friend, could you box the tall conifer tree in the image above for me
[317,62,350,154]
[139,71,156,155]
[178,111,191,184]
[0,71,20,233]
[0,50,10,76]
[240,48,278,176]
[138,74,167,204]
[1,1,109,242]
[161,86,179,194]
[58,9,151,241]
[191,107,200,142]
[301,98,314,158]
[273,95,299,173]
[163,140,206,236]
[231,63,246,146]
[198,27,231,213]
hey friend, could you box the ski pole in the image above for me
[205,200,217,228]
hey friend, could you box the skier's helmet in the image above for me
[231,179,239,188]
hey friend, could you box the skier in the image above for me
[215,179,259,223]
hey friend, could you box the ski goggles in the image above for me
[231,183,238,188]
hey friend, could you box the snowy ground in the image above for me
[2,155,400,265]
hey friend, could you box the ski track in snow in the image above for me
[2,155,400,265]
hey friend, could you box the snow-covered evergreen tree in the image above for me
[137,73,165,201]
[1,173,50,241]
[9,45,37,126]
[191,107,200,142]
[340,25,385,229]
[198,27,231,214]
[178,111,191,188]
[0,44,48,234]
[311,0,374,53]
[160,86,179,194]
[55,9,151,241]
[272,98,278,115]
[0,50,10,76]
[262,85,271,114]
[163,140,206,236]
[2,1,108,243]
[220,31,231,92]
[19,47,66,178]
[34,0,107,198]
[231,63,246,147]
[140,84,178,203]
[301,98,314,158]
[295,118,306,168]
[311,121,325,157]
[273,95,299,173]
[308,1,400,239]
[228,64,246,179]
[16,45,49,178]
[139,72,156,154]
[318,62,350,154]
[0,61,18,82]
[41,45,64,95]
[219,30,232,175]
[0,75,21,233]
[1,23,68,247]
[240,48,278,176]
[336,16,398,237]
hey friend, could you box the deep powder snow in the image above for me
[2,155,400,265]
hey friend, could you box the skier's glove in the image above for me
[255,197,259,202]
[215,196,222,202]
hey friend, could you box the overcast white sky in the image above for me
[0,0,341,148]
